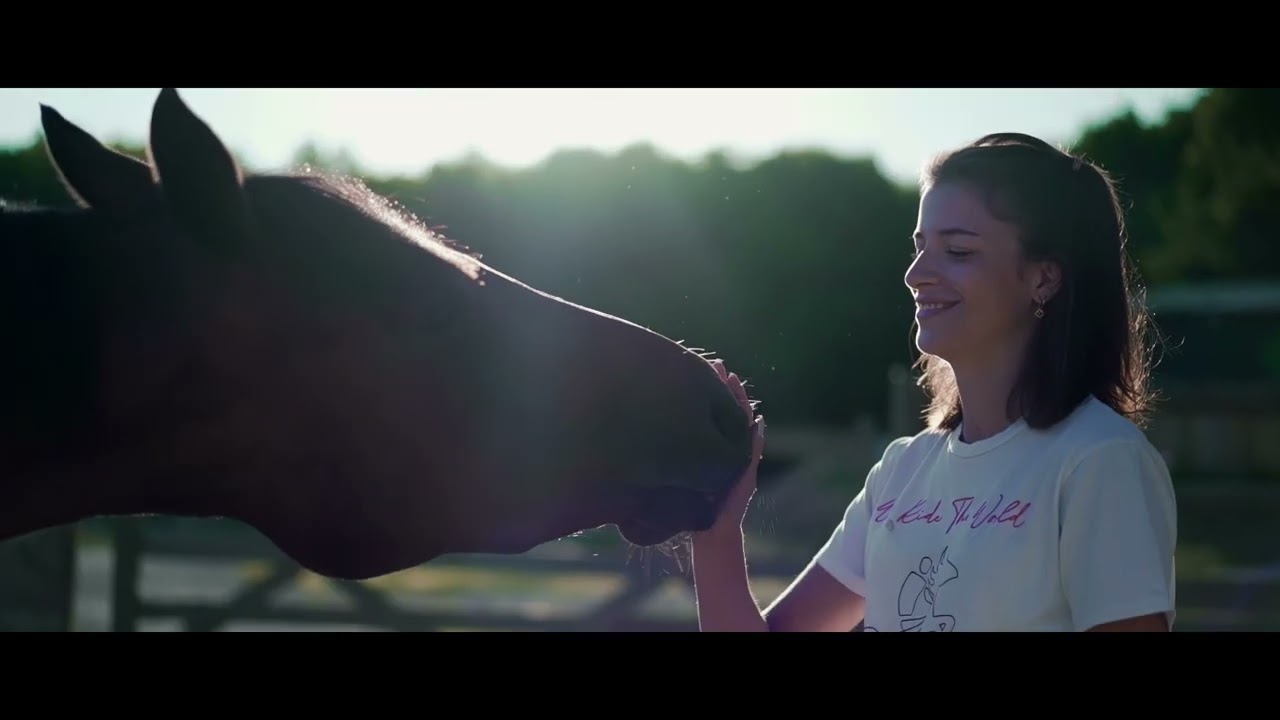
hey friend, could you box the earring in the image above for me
[1034,299,1045,319]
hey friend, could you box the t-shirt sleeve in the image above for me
[1059,437,1178,631]
[809,482,873,596]
[806,448,893,597]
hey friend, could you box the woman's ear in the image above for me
[1029,260,1062,304]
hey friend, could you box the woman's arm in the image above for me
[692,530,867,632]
[691,531,769,632]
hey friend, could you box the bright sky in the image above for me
[1,88,1205,186]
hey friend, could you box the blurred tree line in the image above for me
[3,88,1276,427]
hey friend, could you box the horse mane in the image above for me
[244,167,487,283]
[1,161,485,265]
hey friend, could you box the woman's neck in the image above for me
[950,351,1025,443]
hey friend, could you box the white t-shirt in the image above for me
[808,395,1178,632]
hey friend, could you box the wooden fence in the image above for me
[1142,381,1280,479]
[107,519,802,632]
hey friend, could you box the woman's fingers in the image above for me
[711,358,728,381]
[713,360,757,426]
[727,372,751,414]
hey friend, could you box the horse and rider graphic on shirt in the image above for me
[864,546,960,632]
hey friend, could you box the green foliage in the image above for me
[1074,88,1280,283]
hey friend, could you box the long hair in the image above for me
[914,132,1161,431]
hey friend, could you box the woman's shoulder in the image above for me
[1042,397,1174,505]
[1048,395,1162,461]
[881,425,950,461]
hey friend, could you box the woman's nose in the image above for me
[904,250,934,290]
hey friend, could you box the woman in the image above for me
[698,132,1178,632]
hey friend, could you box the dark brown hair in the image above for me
[914,132,1160,431]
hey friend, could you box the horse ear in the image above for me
[39,104,157,211]
[146,88,253,245]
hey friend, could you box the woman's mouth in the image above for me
[916,301,958,320]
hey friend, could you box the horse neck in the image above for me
[0,206,189,542]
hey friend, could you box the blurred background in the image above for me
[2,87,1277,631]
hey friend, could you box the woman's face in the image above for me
[904,180,1055,370]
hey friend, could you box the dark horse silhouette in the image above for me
[0,88,758,581]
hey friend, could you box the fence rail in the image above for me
[107,516,814,632]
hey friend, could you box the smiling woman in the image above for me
[690,132,1179,633]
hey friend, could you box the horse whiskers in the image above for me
[631,533,695,578]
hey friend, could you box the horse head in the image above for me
[0,88,757,580]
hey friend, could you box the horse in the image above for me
[0,88,759,581]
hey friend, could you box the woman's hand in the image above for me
[700,360,765,541]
